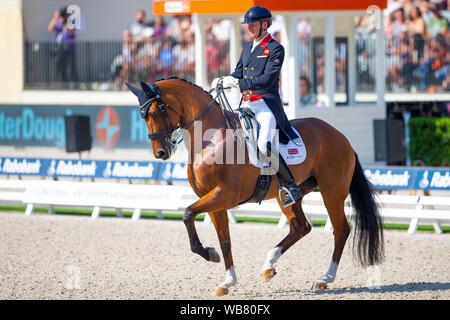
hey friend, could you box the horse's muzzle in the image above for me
[156,148,170,160]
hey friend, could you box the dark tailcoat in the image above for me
[231,34,298,143]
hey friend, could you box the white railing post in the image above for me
[131,208,141,222]
[407,218,419,234]
[203,212,211,225]
[324,218,333,232]
[227,210,237,224]
[25,203,33,216]
[91,206,101,219]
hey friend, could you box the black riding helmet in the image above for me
[242,6,272,38]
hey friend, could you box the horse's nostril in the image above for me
[156,150,167,159]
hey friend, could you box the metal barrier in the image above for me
[24,33,450,93]
[24,38,229,90]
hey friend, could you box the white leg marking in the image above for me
[262,247,282,271]
[316,259,338,283]
[218,266,237,289]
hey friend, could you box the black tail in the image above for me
[350,153,384,266]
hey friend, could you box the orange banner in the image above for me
[154,0,387,15]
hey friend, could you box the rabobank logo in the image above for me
[418,171,430,189]
[1,158,42,175]
[96,107,120,148]
[429,171,450,189]
[364,169,410,188]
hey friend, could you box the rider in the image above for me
[219,5,302,208]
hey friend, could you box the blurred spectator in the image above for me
[300,76,317,106]
[48,5,79,86]
[408,6,426,60]
[157,40,174,79]
[419,0,435,27]
[167,15,182,41]
[402,0,416,19]
[117,29,136,86]
[385,7,408,37]
[152,15,168,38]
[179,16,194,40]
[427,4,449,37]
[173,35,195,82]
[130,10,152,40]
[297,18,312,38]
[211,18,231,41]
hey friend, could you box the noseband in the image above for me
[139,82,217,144]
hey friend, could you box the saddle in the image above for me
[234,108,270,204]
[214,84,306,204]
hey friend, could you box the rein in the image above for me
[140,79,242,146]
[139,82,218,145]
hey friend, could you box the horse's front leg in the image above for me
[208,210,237,297]
[183,186,237,264]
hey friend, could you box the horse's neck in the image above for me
[181,97,225,155]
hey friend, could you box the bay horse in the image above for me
[126,78,384,297]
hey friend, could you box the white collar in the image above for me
[252,33,271,52]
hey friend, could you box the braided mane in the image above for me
[156,76,214,100]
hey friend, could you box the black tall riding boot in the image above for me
[275,154,302,207]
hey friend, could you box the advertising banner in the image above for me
[0,104,149,149]
[0,156,449,190]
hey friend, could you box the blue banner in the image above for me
[0,156,449,190]
[0,156,188,181]
[364,167,450,191]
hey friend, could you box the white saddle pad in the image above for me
[239,112,307,168]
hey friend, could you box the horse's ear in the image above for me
[140,81,153,97]
[125,82,144,98]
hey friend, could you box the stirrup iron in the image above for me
[279,186,296,208]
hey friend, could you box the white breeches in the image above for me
[243,99,277,156]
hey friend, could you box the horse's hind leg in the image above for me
[260,202,314,282]
[260,176,318,282]
[312,190,350,290]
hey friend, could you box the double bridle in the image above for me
[139,82,217,145]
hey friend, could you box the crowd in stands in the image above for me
[45,1,450,95]
[356,0,450,93]
[384,0,450,93]
[112,11,234,89]
[115,10,196,87]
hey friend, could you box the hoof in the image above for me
[260,268,277,282]
[312,281,328,290]
[211,287,228,297]
[207,247,221,263]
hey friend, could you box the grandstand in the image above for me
[0,0,449,164]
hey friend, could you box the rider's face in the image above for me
[247,22,261,40]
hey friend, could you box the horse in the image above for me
[126,78,384,297]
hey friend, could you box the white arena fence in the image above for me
[0,179,449,234]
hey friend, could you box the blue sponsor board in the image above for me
[0,157,188,181]
[364,167,450,191]
[0,156,449,190]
